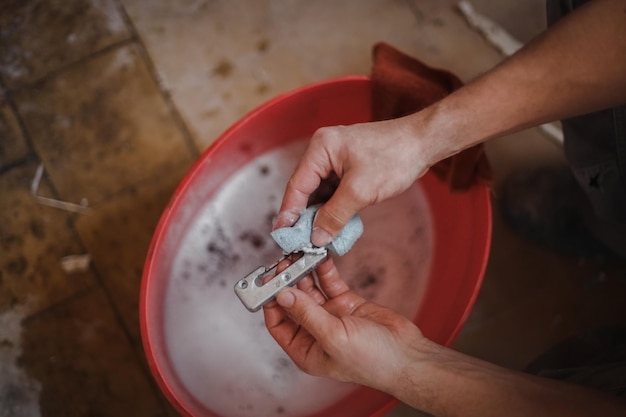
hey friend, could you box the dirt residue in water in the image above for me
[351,264,387,299]
[265,210,277,227]
[190,224,240,286]
[239,230,265,250]
[259,165,270,176]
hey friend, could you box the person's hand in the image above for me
[274,116,435,247]
[263,257,427,392]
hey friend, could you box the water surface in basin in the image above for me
[164,139,433,417]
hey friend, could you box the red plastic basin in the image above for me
[141,76,491,417]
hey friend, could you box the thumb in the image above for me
[311,178,365,247]
[276,288,336,342]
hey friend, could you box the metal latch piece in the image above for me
[234,249,328,312]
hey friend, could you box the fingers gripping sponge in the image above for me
[270,204,364,256]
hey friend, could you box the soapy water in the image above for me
[165,139,433,417]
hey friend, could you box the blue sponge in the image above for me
[270,204,363,256]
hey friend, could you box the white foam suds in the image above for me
[164,139,433,417]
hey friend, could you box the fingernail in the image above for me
[276,290,295,308]
[273,212,299,229]
[311,227,332,247]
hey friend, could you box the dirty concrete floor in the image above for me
[1,1,625,416]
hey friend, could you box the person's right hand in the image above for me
[274,115,436,247]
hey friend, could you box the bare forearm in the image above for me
[387,340,626,417]
[413,0,626,164]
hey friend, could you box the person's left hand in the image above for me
[263,257,427,392]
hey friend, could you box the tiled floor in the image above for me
[1,1,625,417]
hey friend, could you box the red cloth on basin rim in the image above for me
[371,42,492,191]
